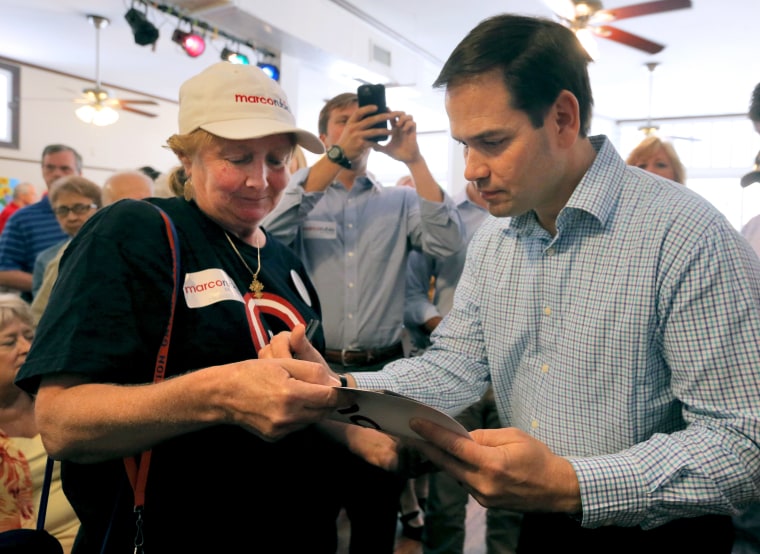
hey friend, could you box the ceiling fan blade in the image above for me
[594,25,665,54]
[118,105,158,118]
[598,0,691,22]
[117,99,160,106]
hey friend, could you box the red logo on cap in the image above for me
[234,94,290,112]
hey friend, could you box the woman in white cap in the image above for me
[14,62,352,553]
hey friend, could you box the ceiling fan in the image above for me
[638,61,698,142]
[546,0,693,55]
[74,14,158,125]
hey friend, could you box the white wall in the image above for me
[0,63,179,193]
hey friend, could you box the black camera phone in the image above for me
[357,83,389,142]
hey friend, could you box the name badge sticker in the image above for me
[303,221,337,240]
[183,268,244,308]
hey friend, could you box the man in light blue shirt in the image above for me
[262,92,462,367]
[262,92,462,553]
[282,14,760,553]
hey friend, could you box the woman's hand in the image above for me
[259,323,328,364]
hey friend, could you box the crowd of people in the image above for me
[0,11,759,554]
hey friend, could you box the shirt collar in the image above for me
[509,135,625,235]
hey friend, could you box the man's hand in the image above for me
[373,113,423,165]
[408,419,582,514]
[337,105,400,162]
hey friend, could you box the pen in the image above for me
[305,319,320,343]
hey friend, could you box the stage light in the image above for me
[124,7,159,46]
[172,28,205,58]
[221,47,250,65]
[257,62,280,81]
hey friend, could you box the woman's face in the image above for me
[635,146,678,182]
[52,191,98,236]
[188,134,293,236]
[0,318,32,390]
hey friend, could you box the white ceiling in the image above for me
[2,0,759,134]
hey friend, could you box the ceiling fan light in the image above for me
[75,104,95,124]
[575,28,600,60]
[76,104,119,126]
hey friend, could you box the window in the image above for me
[618,116,760,231]
[0,62,20,149]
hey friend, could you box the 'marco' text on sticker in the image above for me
[184,279,234,294]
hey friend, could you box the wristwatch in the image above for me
[326,145,352,169]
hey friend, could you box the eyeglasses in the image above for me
[53,203,97,217]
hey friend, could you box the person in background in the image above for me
[392,173,429,543]
[405,178,522,554]
[30,176,103,324]
[625,135,686,184]
[740,82,760,260]
[265,14,760,553]
[137,166,161,182]
[13,61,363,554]
[262,90,463,553]
[733,81,760,554]
[31,176,102,300]
[0,183,38,235]
[32,170,153,324]
[0,293,79,553]
[289,144,308,175]
[0,145,79,300]
[100,170,154,206]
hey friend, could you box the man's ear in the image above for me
[550,90,581,148]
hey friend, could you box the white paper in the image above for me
[329,388,470,440]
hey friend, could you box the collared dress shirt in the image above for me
[404,188,491,350]
[354,136,760,529]
[262,170,463,350]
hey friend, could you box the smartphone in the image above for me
[357,83,389,142]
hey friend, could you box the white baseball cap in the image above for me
[178,62,324,154]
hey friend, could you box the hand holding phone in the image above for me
[357,83,390,142]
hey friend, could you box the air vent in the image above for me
[371,42,391,67]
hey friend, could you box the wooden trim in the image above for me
[0,55,177,105]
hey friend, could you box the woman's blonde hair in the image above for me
[626,136,686,184]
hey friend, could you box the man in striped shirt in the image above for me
[0,144,79,301]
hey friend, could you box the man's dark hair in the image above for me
[433,14,594,137]
[318,92,358,136]
[41,144,83,173]
[749,83,760,123]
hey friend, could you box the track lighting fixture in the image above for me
[257,62,280,82]
[221,47,250,65]
[125,7,159,46]
[172,28,206,58]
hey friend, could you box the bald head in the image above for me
[102,171,154,206]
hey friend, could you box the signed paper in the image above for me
[329,388,470,440]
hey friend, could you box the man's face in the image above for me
[321,103,358,148]
[41,151,80,188]
[446,70,574,224]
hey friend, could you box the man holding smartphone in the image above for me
[262,91,463,553]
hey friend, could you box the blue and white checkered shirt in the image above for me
[355,136,760,529]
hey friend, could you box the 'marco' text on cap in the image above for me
[234,94,290,112]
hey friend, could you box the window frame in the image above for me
[0,61,20,149]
